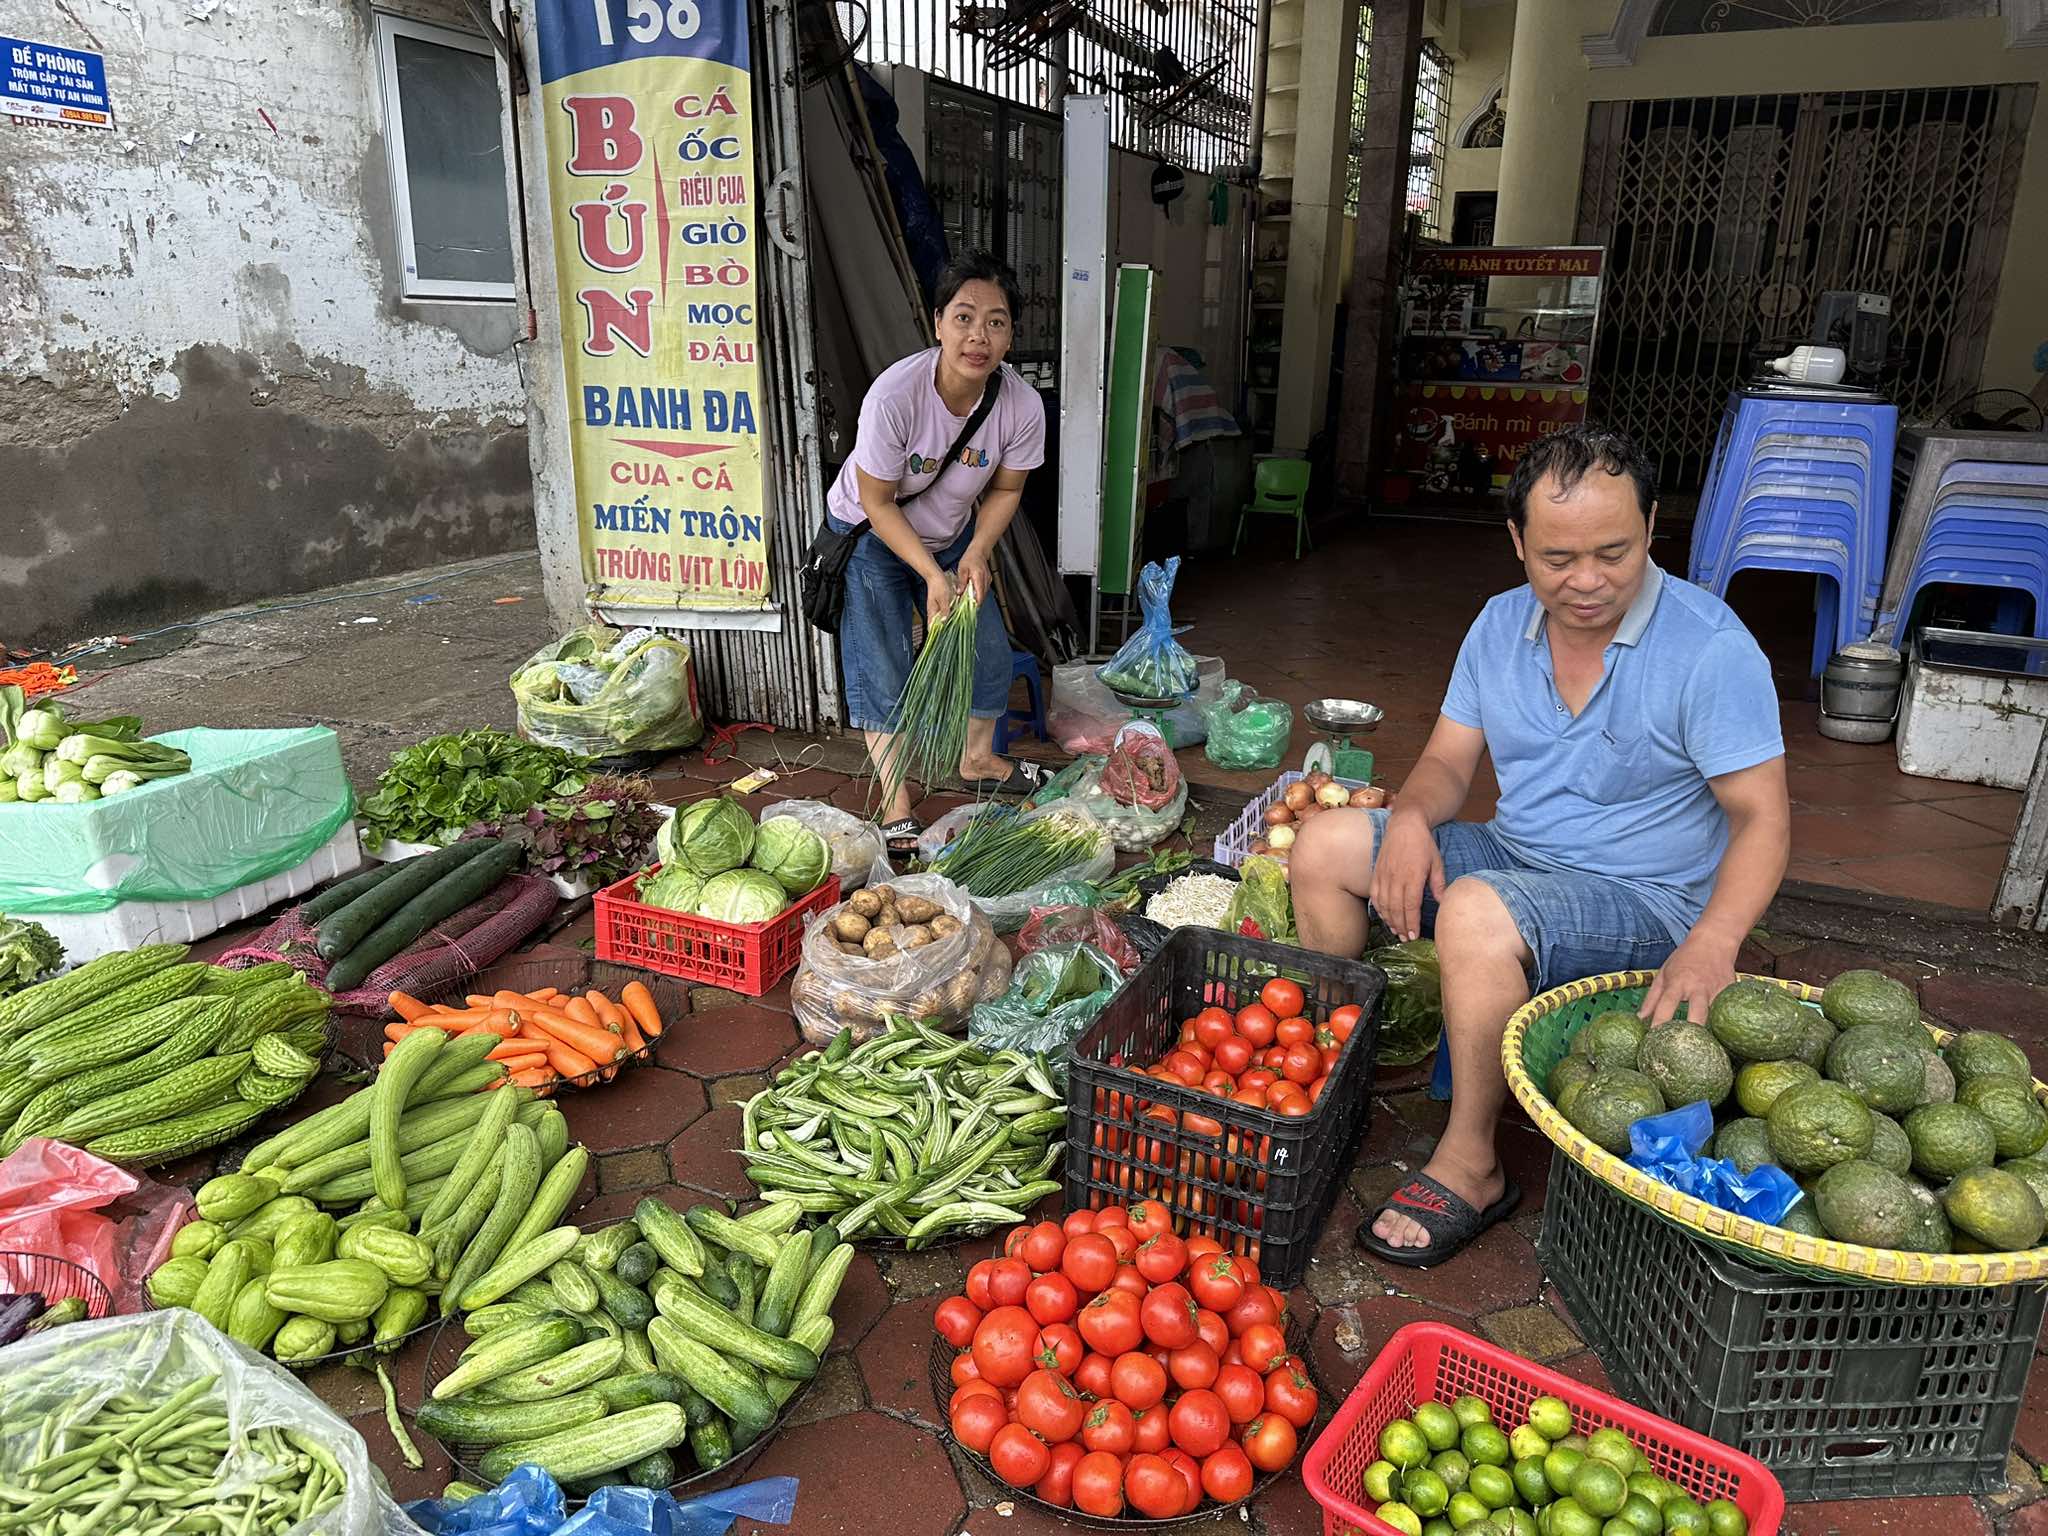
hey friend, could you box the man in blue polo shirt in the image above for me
[1293,426,1790,1266]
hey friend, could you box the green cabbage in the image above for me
[659,795,755,877]
[638,864,704,911]
[693,868,788,925]
[749,817,830,895]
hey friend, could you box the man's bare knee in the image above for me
[1434,878,1525,962]
[1291,808,1378,897]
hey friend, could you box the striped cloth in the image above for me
[1152,347,1240,477]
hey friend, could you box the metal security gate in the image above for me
[1578,86,2034,494]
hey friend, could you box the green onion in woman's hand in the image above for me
[875,587,980,815]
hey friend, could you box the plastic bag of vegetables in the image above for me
[1369,937,1443,1067]
[760,800,890,891]
[1224,854,1294,943]
[511,624,705,757]
[969,942,1122,1076]
[1095,557,1200,701]
[1201,680,1294,771]
[789,874,1012,1047]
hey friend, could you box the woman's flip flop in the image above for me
[1354,1174,1522,1269]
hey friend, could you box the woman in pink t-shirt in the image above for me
[821,251,1049,847]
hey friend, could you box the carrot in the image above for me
[497,1051,550,1073]
[507,1066,555,1096]
[389,991,431,1022]
[486,1038,546,1063]
[563,996,604,1030]
[591,992,645,1053]
[620,982,663,1039]
[466,994,497,1008]
[542,1040,600,1079]
[453,1014,522,1039]
[525,1007,627,1062]
[493,990,540,1011]
[418,1006,494,1025]
[384,1020,450,1043]
[534,988,563,1001]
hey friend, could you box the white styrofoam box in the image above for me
[360,804,675,901]
[37,821,362,966]
[1896,631,2048,790]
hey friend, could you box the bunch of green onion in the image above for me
[875,587,981,815]
[927,805,1105,898]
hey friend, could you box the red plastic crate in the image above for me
[1303,1323,1786,1536]
[593,866,838,996]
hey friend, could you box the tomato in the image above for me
[1241,1413,1298,1472]
[1209,1034,1254,1077]
[1229,1086,1269,1113]
[1235,1256,1261,1287]
[1139,1281,1199,1349]
[1221,1340,1243,1367]
[1016,1368,1086,1442]
[950,1351,982,1387]
[1259,977,1305,1019]
[1125,1453,1186,1518]
[1166,1387,1229,1458]
[1134,1231,1187,1284]
[1063,1208,1099,1238]
[933,1295,983,1349]
[1275,1014,1314,1047]
[1072,1450,1126,1517]
[1235,1004,1278,1047]
[1160,1050,1205,1086]
[950,1391,1008,1454]
[1213,1362,1265,1424]
[1161,1448,1205,1514]
[987,1256,1032,1308]
[1109,1349,1168,1410]
[1188,1252,1247,1313]
[1019,1220,1066,1273]
[1185,1234,1223,1261]
[1262,1045,1290,1070]
[1077,1288,1144,1356]
[1178,1017,1201,1046]
[1094,1206,1129,1230]
[950,1379,1002,1414]
[1036,1440,1085,1508]
[1168,1340,1220,1390]
[1239,1068,1279,1092]
[1099,1223,1139,1262]
[1238,1321,1289,1374]
[1060,1233,1118,1293]
[1194,1307,1230,1356]
[1328,1003,1362,1042]
[1223,1285,1274,1337]
[1034,1323,1083,1376]
[1131,1402,1170,1453]
[1281,1042,1321,1086]
[1110,1263,1149,1298]
[1193,1006,1235,1048]
[1201,1069,1237,1095]
[1202,1443,1256,1503]
[1263,1362,1319,1429]
[1081,1397,1136,1454]
[989,1421,1052,1487]
[1074,1351,1115,1399]
[964,1260,997,1311]
[1025,1271,1079,1326]
[972,1305,1041,1387]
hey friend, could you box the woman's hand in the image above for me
[924,569,956,626]
[957,549,995,605]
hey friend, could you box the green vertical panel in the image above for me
[1098,264,1155,598]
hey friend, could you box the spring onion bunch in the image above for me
[875,587,980,814]
[927,805,1105,898]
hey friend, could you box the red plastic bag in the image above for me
[0,1140,195,1314]
[1017,905,1142,974]
[1101,721,1181,812]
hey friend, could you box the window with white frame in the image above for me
[373,12,516,301]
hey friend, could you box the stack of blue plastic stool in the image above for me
[1687,389,1897,674]
[1880,460,2048,640]
[993,650,1048,754]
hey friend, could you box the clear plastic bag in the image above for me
[789,873,1013,1047]
[1368,938,1443,1068]
[759,800,891,891]
[1052,656,1221,751]
[0,1139,194,1314]
[1097,557,1200,701]
[970,943,1123,1074]
[511,625,706,756]
[1017,905,1141,973]
[917,803,1117,932]
[405,1465,799,1536]
[1069,722,1187,852]
[0,1311,409,1536]
[1201,680,1295,771]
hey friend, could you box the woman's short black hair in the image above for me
[1506,425,1657,527]
[933,250,1024,320]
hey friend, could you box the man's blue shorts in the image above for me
[1365,810,1682,993]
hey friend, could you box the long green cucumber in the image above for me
[753,1232,811,1339]
[238,1032,499,1173]
[683,1206,782,1267]
[476,1336,624,1402]
[326,841,523,991]
[430,1158,503,1282]
[500,1145,589,1257]
[459,1226,582,1312]
[431,1313,584,1400]
[648,1272,819,1381]
[415,1081,523,1233]
[791,1243,854,1333]
[279,1087,520,1194]
[631,1199,706,1278]
[299,859,408,923]
[477,1403,685,1485]
[316,841,494,961]
[371,1028,446,1210]
[766,1318,834,1406]
[416,1389,607,1448]
[646,1317,776,1433]
[441,1121,541,1315]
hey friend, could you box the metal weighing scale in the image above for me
[1106,683,1187,734]
[1302,698,1382,780]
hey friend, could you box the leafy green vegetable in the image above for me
[658,795,754,877]
[1370,938,1442,1067]
[360,729,590,850]
[748,817,830,895]
[693,868,788,924]
[1224,855,1294,944]
[638,864,704,911]
[0,916,63,1000]
[467,773,665,890]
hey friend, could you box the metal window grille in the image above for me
[1344,6,1371,215]
[1345,21,1450,231]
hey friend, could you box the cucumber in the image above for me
[648,1273,819,1382]
[684,1206,782,1268]
[614,1242,659,1289]
[429,1160,501,1284]
[432,1314,584,1400]
[753,1232,810,1339]
[625,1450,675,1489]
[545,1260,601,1315]
[499,1144,587,1257]
[646,1317,776,1433]
[674,1379,717,1429]
[325,840,524,991]
[459,1225,582,1312]
[734,1199,806,1235]
[621,1327,657,1374]
[632,1200,705,1278]
[464,1301,547,1336]
[441,1123,541,1316]
[299,860,409,924]
[695,1261,740,1310]
[594,1371,687,1412]
[727,1255,758,1328]
[482,1336,625,1402]
[416,1390,608,1449]
[791,1243,854,1334]
[316,841,495,961]
[578,1220,641,1273]
[766,1318,833,1407]
[591,1266,656,1330]
[687,1417,733,1473]
[477,1403,686,1485]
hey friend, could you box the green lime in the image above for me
[1510,1424,1552,1462]
[1544,1447,1586,1497]
[1548,1497,1602,1536]
[1626,1473,1670,1509]
[1503,1511,1540,1536]
[1416,1402,1465,1452]
[1554,1433,1589,1454]
[1570,1460,1628,1519]
[1603,1520,1640,1536]
[1662,1498,1709,1536]
[1365,1460,1403,1503]
[1585,1429,1639,1476]
[1468,1464,1518,1511]
[1404,1469,1452,1518]
[1704,1500,1747,1536]
[1453,1395,1495,1431]
[1448,1492,1492,1529]
[1617,1494,1662,1536]
[1432,1450,1473,1494]
[1528,1395,1574,1441]
[1383,1420,1432,1470]
[1426,1521,1456,1536]
[1464,1424,1513,1468]
[1513,1456,1554,1507]
[1379,1503,1426,1536]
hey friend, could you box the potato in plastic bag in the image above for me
[790,873,1011,1047]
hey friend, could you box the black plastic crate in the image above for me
[1540,1149,2048,1502]
[1064,926,1385,1290]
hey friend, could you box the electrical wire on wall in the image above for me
[505,0,540,352]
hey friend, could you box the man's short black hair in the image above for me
[933,250,1024,320]
[1506,426,1657,527]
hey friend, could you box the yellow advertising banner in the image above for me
[536,0,769,614]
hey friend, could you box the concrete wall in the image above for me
[0,0,534,649]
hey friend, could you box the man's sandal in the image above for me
[1354,1173,1522,1269]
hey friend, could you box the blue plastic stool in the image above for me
[1428,1044,1454,1102]
[994,650,1048,754]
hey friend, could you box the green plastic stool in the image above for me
[1233,456,1313,559]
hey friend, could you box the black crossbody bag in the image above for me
[800,371,1002,634]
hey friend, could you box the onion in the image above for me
[1350,785,1389,808]
[1282,782,1313,812]
[1296,801,1322,821]
[1266,823,1296,850]
[1305,771,1330,792]
[1264,804,1294,827]
[1250,837,1270,855]
[1316,782,1350,809]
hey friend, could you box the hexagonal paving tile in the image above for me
[855,1295,945,1425]
[558,1063,706,1152]
[653,1003,799,1077]
[666,1105,753,1198]
[733,1410,967,1536]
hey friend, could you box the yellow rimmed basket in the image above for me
[1502,970,2048,1287]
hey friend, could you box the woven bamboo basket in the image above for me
[1501,970,2048,1286]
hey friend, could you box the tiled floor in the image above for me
[1162,520,2023,912]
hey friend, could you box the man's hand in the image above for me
[956,549,995,605]
[924,570,956,626]
[1369,808,1446,942]
[1639,929,1742,1026]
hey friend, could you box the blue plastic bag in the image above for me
[1625,1101,1804,1225]
[404,1469,798,1536]
[1097,558,1199,701]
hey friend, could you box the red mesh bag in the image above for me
[1101,721,1181,812]
[1016,904,1142,974]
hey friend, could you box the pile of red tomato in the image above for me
[1137,977,1365,1116]
[935,1198,1320,1519]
